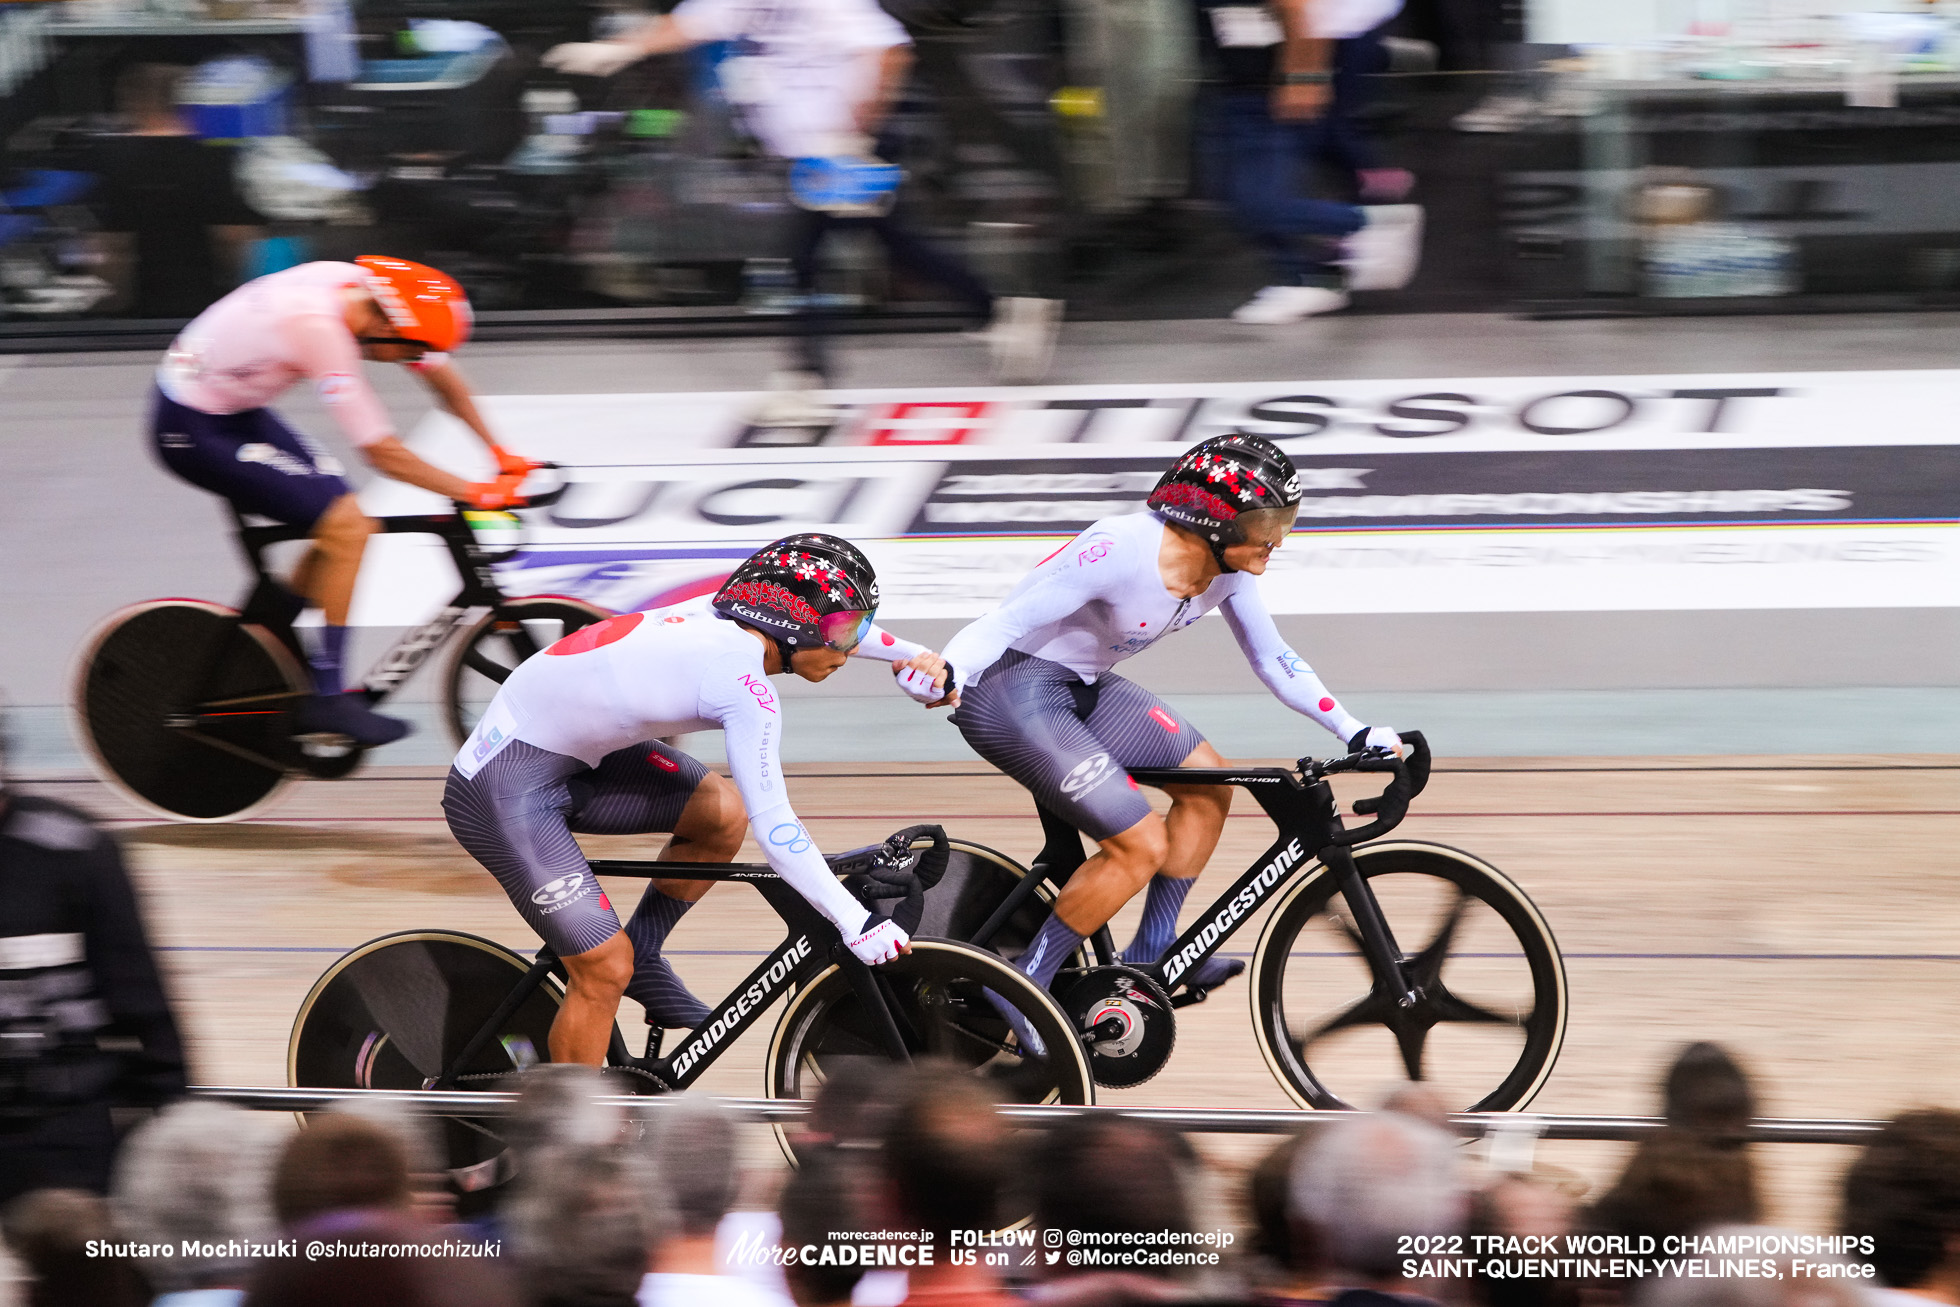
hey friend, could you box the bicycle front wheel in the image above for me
[74,600,302,821]
[1250,841,1567,1113]
[443,597,610,746]
[288,930,564,1194]
[767,939,1093,1124]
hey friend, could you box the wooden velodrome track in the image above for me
[20,753,1960,1231]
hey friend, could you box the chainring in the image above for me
[1052,964,1176,1088]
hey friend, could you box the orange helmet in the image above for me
[355,255,473,353]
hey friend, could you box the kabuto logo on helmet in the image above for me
[721,581,821,625]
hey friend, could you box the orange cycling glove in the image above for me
[490,445,535,478]
[463,472,529,510]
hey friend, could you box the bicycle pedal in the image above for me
[294,730,357,749]
[1169,986,1210,1009]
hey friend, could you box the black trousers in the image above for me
[0,1104,118,1205]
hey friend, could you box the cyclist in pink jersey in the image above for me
[150,256,532,746]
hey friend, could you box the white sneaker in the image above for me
[1340,205,1424,292]
[1230,285,1349,324]
[986,297,1062,384]
[752,370,838,427]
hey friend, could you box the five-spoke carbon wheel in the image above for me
[289,930,564,1194]
[767,939,1093,1158]
[1250,841,1566,1112]
[443,597,610,746]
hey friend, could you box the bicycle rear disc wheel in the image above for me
[1250,841,1566,1113]
[74,600,301,822]
[917,840,1097,971]
[288,929,564,1195]
[443,597,610,747]
[766,939,1092,1158]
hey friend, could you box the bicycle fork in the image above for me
[1322,843,1421,1009]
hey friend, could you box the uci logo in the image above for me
[531,874,588,908]
[1059,752,1115,796]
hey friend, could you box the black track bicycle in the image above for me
[287,825,1094,1194]
[923,733,1569,1113]
[73,473,607,821]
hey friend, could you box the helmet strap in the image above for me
[1208,535,1236,575]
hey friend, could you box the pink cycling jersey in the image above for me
[156,261,445,448]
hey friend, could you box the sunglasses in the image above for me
[817,609,876,653]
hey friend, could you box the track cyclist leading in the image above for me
[148,256,535,747]
[444,535,957,1067]
[942,434,1405,1038]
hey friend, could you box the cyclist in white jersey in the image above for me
[445,534,955,1067]
[943,435,1402,1014]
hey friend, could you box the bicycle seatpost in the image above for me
[1321,843,1419,1008]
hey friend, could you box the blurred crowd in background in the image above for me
[12,0,1960,330]
[6,1043,1960,1307]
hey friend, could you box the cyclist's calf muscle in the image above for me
[287,493,376,627]
[554,930,633,1066]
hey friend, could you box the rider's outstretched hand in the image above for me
[893,653,958,709]
[1347,725,1406,758]
[846,916,910,965]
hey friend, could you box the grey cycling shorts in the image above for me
[443,738,709,958]
[951,650,1204,841]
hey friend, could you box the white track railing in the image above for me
[188,1087,1886,1145]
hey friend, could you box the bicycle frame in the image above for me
[988,760,1421,1010]
[428,859,907,1093]
[230,509,514,704]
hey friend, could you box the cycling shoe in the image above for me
[982,987,1047,1059]
[294,693,411,748]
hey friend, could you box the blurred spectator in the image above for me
[1,1188,148,1307]
[1249,1131,1311,1279]
[878,1062,1014,1306]
[1061,0,1198,214]
[505,1065,626,1168]
[1586,1129,1759,1247]
[1193,0,1422,322]
[1590,1043,1761,1247]
[544,0,1061,407]
[243,1205,521,1307]
[1841,1108,1960,1304]
[90,63,261,318]
[271,1110,415,1229]
[1644,1227,1866,1307]
[778,1145,879,1307]
[1279,1111,1466,1304]
[508,1142,669,1307]
[1663,1042,1756,1142]
[1031,1113,1201,1305]
[639,1094,785,1307]
[1467,1175,1578,1307]
[110,1100,281,1304]
[0,754,188,1205]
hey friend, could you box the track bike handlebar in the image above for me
[1309,728,1431,846]
[455,461,570,511]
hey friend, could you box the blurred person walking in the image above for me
[1194,0,1423,321]
[0,715,187,1205]
[111,1100,283,1306]
[544,0,1062,409]
[1841,1108,1960,1306]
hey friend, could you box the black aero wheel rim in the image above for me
[915,842,1095,970]
[289,931,563,1186]
[76,602,298,821]
[444,599,608,746]
[766,941,1092,1160]
[1254,844,1566,1113]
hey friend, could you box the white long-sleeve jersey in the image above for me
[452,598,927,934]
[940,512,1366,744]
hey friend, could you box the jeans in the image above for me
[1212,91,1365,288]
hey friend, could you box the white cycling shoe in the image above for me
[1231,285,1350,324]
[1339,204,1425,291]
